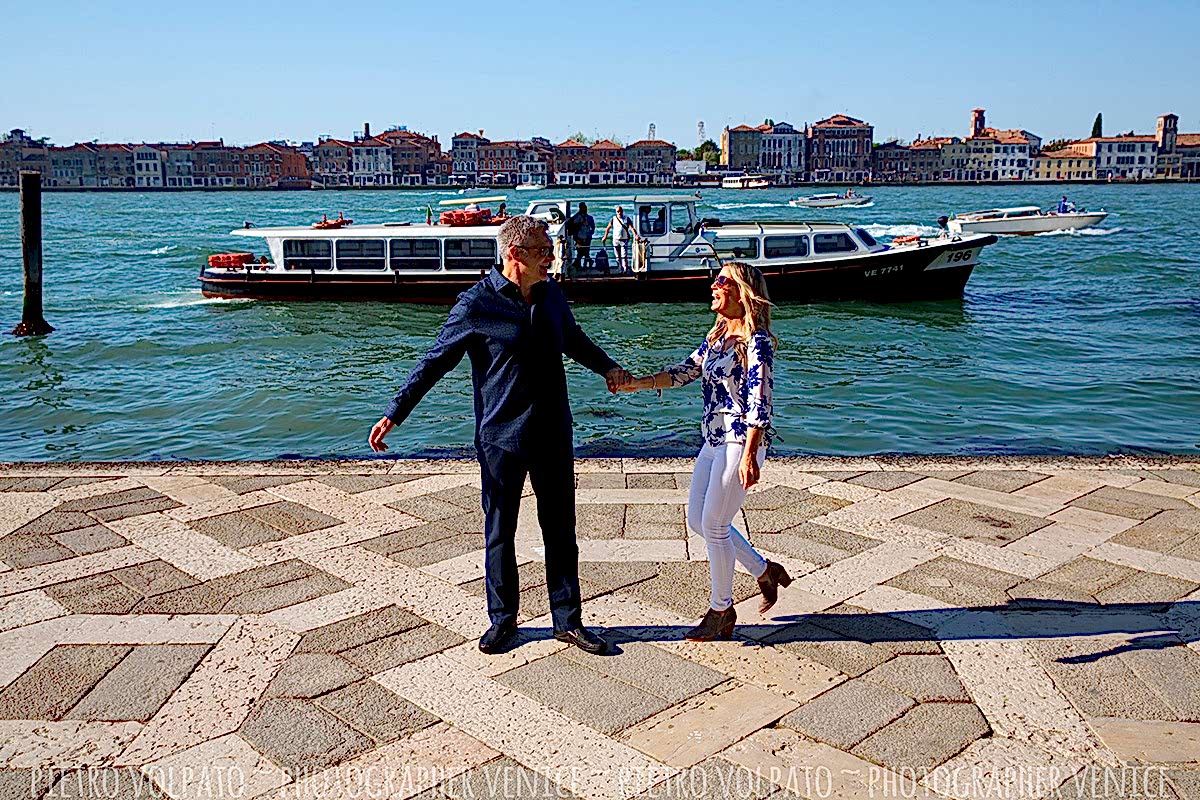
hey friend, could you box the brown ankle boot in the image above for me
[757,561,793,614]
[684,607,736,641]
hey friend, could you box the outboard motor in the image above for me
[936,215,950,239]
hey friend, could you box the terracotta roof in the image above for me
[589,139,624,150]
[727,125,758,132]
[556,139,588,148]
[352,138,389,148]
[1176,133,1200,146]
[629,139,674,147]
[1082,135,1156,143]
[813,114,868,128]
[911,137,956,149]
[316,139,354,148]
[453,131,485,140]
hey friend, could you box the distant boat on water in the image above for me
[948,205,1108,235]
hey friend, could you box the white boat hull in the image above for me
[949,211,1108,235]
[788,197,872,208]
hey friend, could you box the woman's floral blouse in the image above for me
[664,329,774,447]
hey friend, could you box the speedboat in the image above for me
[947,205,1108,235]
[199,194,995,304]
[514,182,545,191]
[789,192,872,208]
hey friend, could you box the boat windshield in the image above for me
[855,228,878,247]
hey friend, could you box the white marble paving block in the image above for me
[733,584,837,629]
[1094,543,1200,583]
[937,615,1118,767]
[0,492,60,537]
[1004,521,1118,565]
[577,539,688,562]
[386,458,478,475]
[847,584,963,632]
[1046,507,1137,536]
[48,477,145,503]
[140,476,242,506]
[305,547,486,638]
[109,514,261,580]
[56,614,236,645]
[0,721,144,769]
[808,481,881,503]
[266,723,498,800]
[941,537,1056,580]
[116,616,298,766]
[0,590,68,633]
[575,489,690,505]
[240,523,382,564]
[0,620,60,689]
[420,548,521,585]
[265,480,422,534]
[0,546,158,598]
[758,465,829,490]
[1125,479,1199,500]
[658,637,845,703]
[911,478,1065,518]
[1087,717,1200,764]
[143,733,290,800]
[1013,474,1109,505]
[354,473,476,506]
[926,737,1084,800]
[377,654,675,800]
[442,629,568,677]
[264,587,387,633]
[795,542,937,602]
[165,490,279,523]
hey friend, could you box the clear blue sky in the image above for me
[4,0,1197,148]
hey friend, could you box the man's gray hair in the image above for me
[497,215,548,258]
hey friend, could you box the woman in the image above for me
[619,262,791,641]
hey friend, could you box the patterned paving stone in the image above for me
[847,471,925,491]
[65,644,211,722]
[576,473,625,489]
[576,560,660,593]
[497,654,674,734]
[92,498,184,523]
[1096,571,1199,606]
[1152,470,1200,490]
[315,679,439,742]
[314,475,419,494]
[339,622,465,673]
[626,473,677,490]
[1008,578,1100,608]
[861,655,969,702]
[897,497,1050,545]
[12,510,99,537]
[811,605,941,656]
[0,644,131,720]
[851,701,990,771]
[109,561,196,598]
[625,504,686,540]
[239,697,375,775]
[0,477,66,492]
[577,504,625,539]
[295,605,425,654]
[263,653,366,699]
[206,475,307,494]
[742,486,816,511]
[1069,486,1189,521]
[753,522,878,568]
[439,755,579,799]
[0,533,75,569]
[1112,509,1200,557]
[954,470,1050,494]
[1028,636,1179,721]
[45,575,143,614]
[51,525,129,557]
[0,768,59,799]
[779,678,914,750]
[886,556,1023,607]
[188,510,297,549]
[1085,718,1200,766]
[561,639,728,704]
[623,561,758,618]
[143,733,287,800]
[386,533,485,568]
[387,495,471,523]
[763,621,892,677]
[744,495,850,535]
[48,767,169,799]
[1036,556,1141,597]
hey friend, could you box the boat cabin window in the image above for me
[389,239,441,271]
[528,202,565,222]
[283,239,333,271]
[638,204,667,237]
[445,238,497,271]
[335,239,386,270]
[713,237,760,259]
[670,204,694,234]
[764,235,808,259]
[855,228,878,247]
[812,233,859,254]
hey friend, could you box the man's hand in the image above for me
[605,367,633,394]
[368,417,395,453]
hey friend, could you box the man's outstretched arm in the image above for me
[369,297,472,452]
[560,301,631,393]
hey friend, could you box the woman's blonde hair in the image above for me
[706,261,778,354]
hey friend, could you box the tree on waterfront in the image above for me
[696,139,721,167]
[1091,113,1103,138]
[568,131,624,146]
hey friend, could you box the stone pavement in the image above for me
[1,457,1200,799]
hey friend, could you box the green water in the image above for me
[1,185,1197,460]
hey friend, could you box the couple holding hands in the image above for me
[368,215,790,655]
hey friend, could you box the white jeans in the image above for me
[687,441,768,611]
[613,239,630,271]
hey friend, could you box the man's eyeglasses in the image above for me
[516,245,554,258]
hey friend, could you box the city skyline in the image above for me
[3,0,1198,148]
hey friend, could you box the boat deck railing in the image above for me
[554,237,723,278]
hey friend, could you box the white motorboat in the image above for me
[947,206,1108,235]
[514,182,545,191]
[788,191,872,208]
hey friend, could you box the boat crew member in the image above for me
[1057,196,1071,214]
[564,202,595,270]
[601,205,640,274]
[368,215,633,656]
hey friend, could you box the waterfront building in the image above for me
[627,139,678,184]
[377,128,443,185]
[1065,136,1157,180]
[450,131,487,182]
[757,122,806,181]
[48,143,98,187]
[1154,114,1182,179]
[552,139,590,185]
[720,125,761,171]
[313,139,353,187]
[161,145,196,188]
[1030,152,1094,181]
[1179,134,1200,179]
[516,139,553,186]
[242,143,310,188]
[808,115,873,182]
[95,144,136,188]
[588,139,629,184]
[872,141,913,183]
[0,129,49,187]
[192,141,242,188]
[479,140,520,184]
[349,137,393,186]
[911,138,954,181]
[133,145,165,188]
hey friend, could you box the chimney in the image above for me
[478,129,484,138]
[364,122,371,139]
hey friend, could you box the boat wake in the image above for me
[863,223,940,238]
[148,245,179,255]
[143,291,253,309]
[1033,227,1123,238]
[710,202,787,210]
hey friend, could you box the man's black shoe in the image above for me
[478,622,518,654]
[554,627,608,654]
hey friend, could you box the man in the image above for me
[600,205,641,274]
[1057,195,1070,214]
[564,202,595,270]
[368,215,631,656]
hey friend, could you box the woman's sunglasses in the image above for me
[712,275,733,288]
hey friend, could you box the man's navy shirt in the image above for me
[384,268,618,454]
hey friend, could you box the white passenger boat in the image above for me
[721,175,771,189]
[514,182,545,191]
[947,206,1108,235]
[200,194,995,304]
[788,191,872,208]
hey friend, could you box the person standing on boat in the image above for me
[601,205,640,274]
[368,215,632,656]
[1057,196,1070,214]
[616,262,791,641]
[564,202,595,270]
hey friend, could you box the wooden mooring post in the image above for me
[11,170,54,336]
